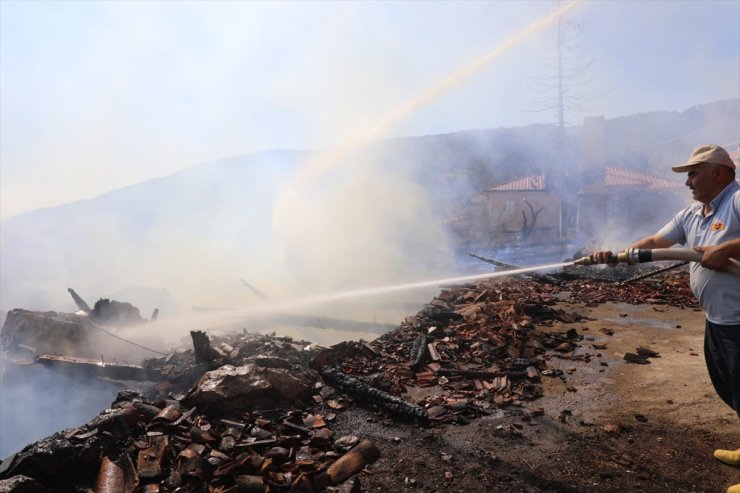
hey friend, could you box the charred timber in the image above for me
[190,330,224,364]
[35,354,153,381]
[409,334,429,371]
[67,287,92,313]
[319,367,428,423]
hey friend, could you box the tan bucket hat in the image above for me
[672,144,736,172]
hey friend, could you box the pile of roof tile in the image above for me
[0,332,377,493]
[0,271,697,492]
[0,388,376,492]
[312,277,595,425]
[560,271,697,307]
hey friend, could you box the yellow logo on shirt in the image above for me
[711,221,725,231]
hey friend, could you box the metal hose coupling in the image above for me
[573,248,740,277]
[572,250,628,266]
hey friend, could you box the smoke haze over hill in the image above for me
[1,101,737,322]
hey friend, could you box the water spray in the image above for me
[283,0,585,193]
[573,248,740,277]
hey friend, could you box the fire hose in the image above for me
[573,247,740,278]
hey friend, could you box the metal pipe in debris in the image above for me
[619,261,689,285]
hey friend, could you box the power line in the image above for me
[85,318,168,356]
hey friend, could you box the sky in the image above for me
[1,0,739,219]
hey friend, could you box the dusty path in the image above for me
[563,301,738,432]
[331,301,740,493]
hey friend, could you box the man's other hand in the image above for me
[694,245,731,271]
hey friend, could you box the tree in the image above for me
[520,198,544,243]
[523,2,608,240]
[525,3,606,129]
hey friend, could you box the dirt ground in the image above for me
[331,300,740,493]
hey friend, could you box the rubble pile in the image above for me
[0,332,379,492]
[311,278,593,425]
[0,271,699,492]
[0,388,376,493]
[141,330,320,402]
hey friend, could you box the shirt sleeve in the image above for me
[656,208,689,246]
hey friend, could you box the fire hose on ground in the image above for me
[573,247,740,278]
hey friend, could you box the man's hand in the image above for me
[590,251,618,267]
[694,243,737,271]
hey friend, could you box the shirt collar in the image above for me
[701,180,740,217]
[710,180,739,209]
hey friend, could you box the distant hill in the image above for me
[1,99,737,313]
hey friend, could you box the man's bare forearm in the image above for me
[629,235,674,250]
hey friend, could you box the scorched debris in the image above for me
[0,271,698,492]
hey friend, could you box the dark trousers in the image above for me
[705,319,740,417]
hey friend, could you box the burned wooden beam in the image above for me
[319,367,428,423]
[409,334,429,371]
[190,330,222,363]
[67,287,92,313]
[35,354,153,381]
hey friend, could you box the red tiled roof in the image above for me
[604,167,684,189]
[484,167,684,192]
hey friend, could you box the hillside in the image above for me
[1,99,737,314]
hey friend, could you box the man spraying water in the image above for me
[593,144,740,493]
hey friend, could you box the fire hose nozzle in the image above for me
[573,250,629,266]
